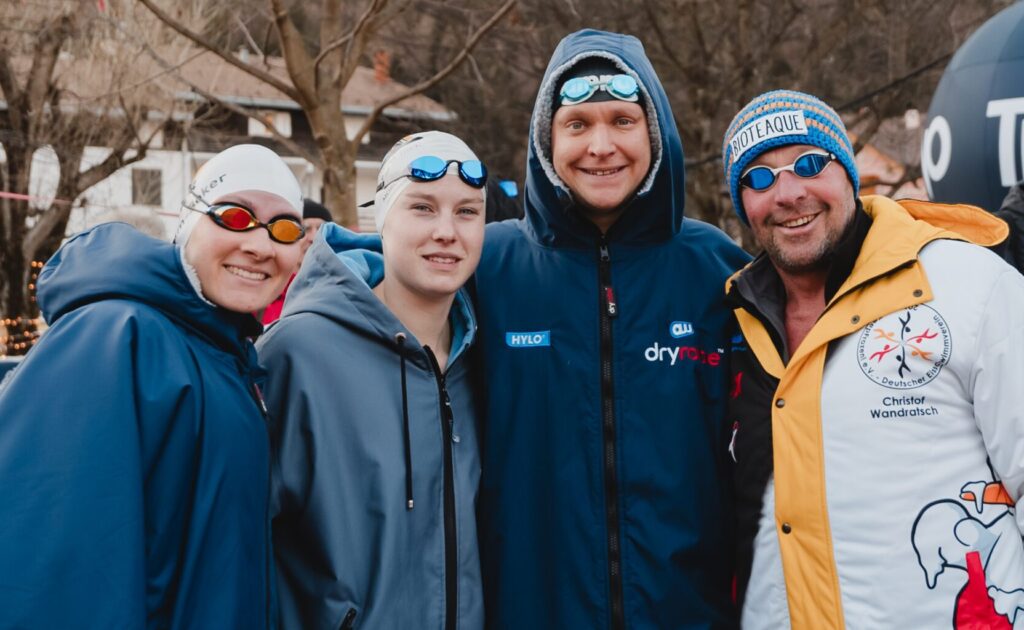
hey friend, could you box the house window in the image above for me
[248,111,293,138]
[132,169,162,206]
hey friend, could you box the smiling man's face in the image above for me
[741,143,856,275]
[551,99,651,232]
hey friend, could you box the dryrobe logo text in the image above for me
[644,342,721,367]
[505,331,550,348]
[857,305,951,389]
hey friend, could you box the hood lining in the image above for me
[532,51,664,203]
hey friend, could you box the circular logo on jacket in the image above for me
[856,305,952,389]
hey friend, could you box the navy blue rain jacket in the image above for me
[0,223,273,630]
[473,30,751,629]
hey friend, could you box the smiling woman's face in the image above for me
[184,190,304,313]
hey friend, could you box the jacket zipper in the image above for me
[250,380,273,630]
[598,237,625,630]
[425,348,458,630]
[339,608,357,630]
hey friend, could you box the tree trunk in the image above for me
[321,144,360,229]
[0,230,37,357]
[0,145,40,356]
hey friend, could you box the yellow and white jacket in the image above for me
[729,196,1024,629]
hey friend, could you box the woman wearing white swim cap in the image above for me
[0,144,305,629]
[258,131,487,630]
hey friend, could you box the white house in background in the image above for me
[20,48,453,239]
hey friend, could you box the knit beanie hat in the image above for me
[303,198,333,222]
[722,89,858,224]
[373,131,485,233]
[174,144,303,246]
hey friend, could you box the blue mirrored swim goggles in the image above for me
[377,155,488,192]
[559,74,640,106]
[740,150,836,191]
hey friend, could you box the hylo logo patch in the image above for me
[506,331,550,348]
[856,305,951,389]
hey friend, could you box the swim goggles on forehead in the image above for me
[559,74,640,106]
[377,155,488,192]
[740,150,836,191]
[185,197,305,244]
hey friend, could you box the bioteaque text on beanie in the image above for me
[722,90,859,225]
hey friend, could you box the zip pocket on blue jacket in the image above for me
[339,608,357,630]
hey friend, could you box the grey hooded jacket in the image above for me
[256,223,483,630]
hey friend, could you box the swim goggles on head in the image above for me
[559,74,640,106]
[740,151,836,191]
[377,155,488,192]
[186,197,305,244]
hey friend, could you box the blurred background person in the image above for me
[262,198,335,326]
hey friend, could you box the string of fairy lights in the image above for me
[0,261,47,357]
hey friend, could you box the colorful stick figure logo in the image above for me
[857,305,952,389]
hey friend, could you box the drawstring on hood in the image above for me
[279,223,477,513]
[396,332,414,510]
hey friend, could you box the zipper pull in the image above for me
[251,382,269,419]
[604,286,618,318]
[599,243,611,262]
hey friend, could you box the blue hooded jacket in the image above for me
[473,30,751,629]
[0,223,273,629]
[256,224,483,630]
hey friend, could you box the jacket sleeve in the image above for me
[970,267,1024,531]
[0,302,197,628]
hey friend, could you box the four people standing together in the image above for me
[1,26,1022,630]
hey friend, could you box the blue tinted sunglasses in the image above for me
[559,74,640,106]
[378,156,488,192]
[740,151,836,191]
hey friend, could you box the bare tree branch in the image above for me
[643,0,687,76]
[314,0,387,73]
[135,0,300,101]
[353,0,517,144]
[139,42,319,165]
[0,53,25,133]
[25,14,74,138]
[234,15,266,62]
[267,0,317,106]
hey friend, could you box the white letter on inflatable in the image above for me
[986,97,1024,187]
[922,115,952,200]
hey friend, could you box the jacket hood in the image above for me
[37,222,261,353]
[525,29,685,248]
[280,223,476,361]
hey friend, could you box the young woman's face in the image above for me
[380,175,485,303]
[185,190,304,313]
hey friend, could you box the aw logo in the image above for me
[670,321,694,338]
[856,305,951,389]
[505,331,550,348]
